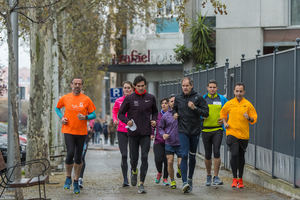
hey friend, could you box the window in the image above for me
[291,0,300,25]
[156,18,179,33]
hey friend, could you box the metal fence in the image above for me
[158,41,300,188]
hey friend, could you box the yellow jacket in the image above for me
[220,97,257,139]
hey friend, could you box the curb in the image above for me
[196,153,300,199]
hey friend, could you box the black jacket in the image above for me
[118,92,158,136]
[173,89,209,136]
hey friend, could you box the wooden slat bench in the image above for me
[0,151,50,199]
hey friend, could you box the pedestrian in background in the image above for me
[93,118,102,144]
[220,82,257,189]
[112,81,134,187]
[153,98,169,186]
[103,121,109,144]
[108,119,117,146]
[173,77,209,193]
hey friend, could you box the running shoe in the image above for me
[187,178,193,192]
[182,182,190,193]
[123,181,130,187]
[155,172,162,184]
[237,178,244,188]
[63,177,72,190]
[176,168,182,178]
[131,169,138,186]
[231,178,238,188]
[162,178,169,186]
[170,180,176,189]
[138,184,146,194]
[212,176,223,185]
[78,178,83,188]
[73,181,80,194]
[206,175,212,186]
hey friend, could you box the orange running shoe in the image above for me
[231,178,238,188]
[237,178,244,188]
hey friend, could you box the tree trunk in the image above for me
[6,9,24,200]
[26,4,53,175]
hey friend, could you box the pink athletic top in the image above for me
[112,96,128,133]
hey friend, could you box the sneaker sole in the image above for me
[171,186,176,189]
[138,190,146,194]
[182,185,190,193]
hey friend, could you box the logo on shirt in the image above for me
[134,101,139,106]
[213,101,221,105]
[72,102,84,109]
[145,100,150,103]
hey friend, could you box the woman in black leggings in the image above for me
[112,81,134,187]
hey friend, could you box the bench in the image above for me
[0,151,50,199]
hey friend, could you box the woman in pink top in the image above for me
[112,81,133,187]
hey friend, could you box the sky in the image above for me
[0,38,31,69]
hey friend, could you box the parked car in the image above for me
[0,134,26,162]
[0,123,27,162]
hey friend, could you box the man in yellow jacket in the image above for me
[220,82,257,189]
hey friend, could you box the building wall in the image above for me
[216,0,290,67]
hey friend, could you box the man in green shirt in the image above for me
[202,80,228,186]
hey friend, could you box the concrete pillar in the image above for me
[147,81,158,98]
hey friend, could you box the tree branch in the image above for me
[14,0,61,11]
[17,11,51,24]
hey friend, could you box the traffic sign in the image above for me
[110,88,123,103]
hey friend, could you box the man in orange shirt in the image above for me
[220,82,257,189]
[55,78,96,194]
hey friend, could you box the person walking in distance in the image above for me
[112,81,134,187]
[158,95,182,189]
[202,80,228,186]
[108,119,117,146]
[220,82,257,189]
[153,98,169,186]
[93,118,102,144]
[173,77,209,193]
[118,75,158,194]
[55,78,96,194]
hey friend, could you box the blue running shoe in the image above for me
[64,177,72,190]
[73,181,80,194]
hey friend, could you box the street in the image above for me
[18,143,288,200]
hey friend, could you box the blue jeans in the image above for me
[179,133,199,183]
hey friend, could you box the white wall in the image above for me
[216,28,263,67]
[216,0,288,67]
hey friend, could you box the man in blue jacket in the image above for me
[202,80,228,186]
[118,75,158,194]
[173,77,209,193]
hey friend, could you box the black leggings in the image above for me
[117,132,129,182]
[153,143,168,179]
[64,133,86,165]
[202,129,223,160]
[226,135,248,178]
[128,135,150,182]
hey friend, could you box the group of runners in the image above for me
[55,75,257,194]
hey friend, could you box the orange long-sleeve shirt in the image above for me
[220,97,257,140]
